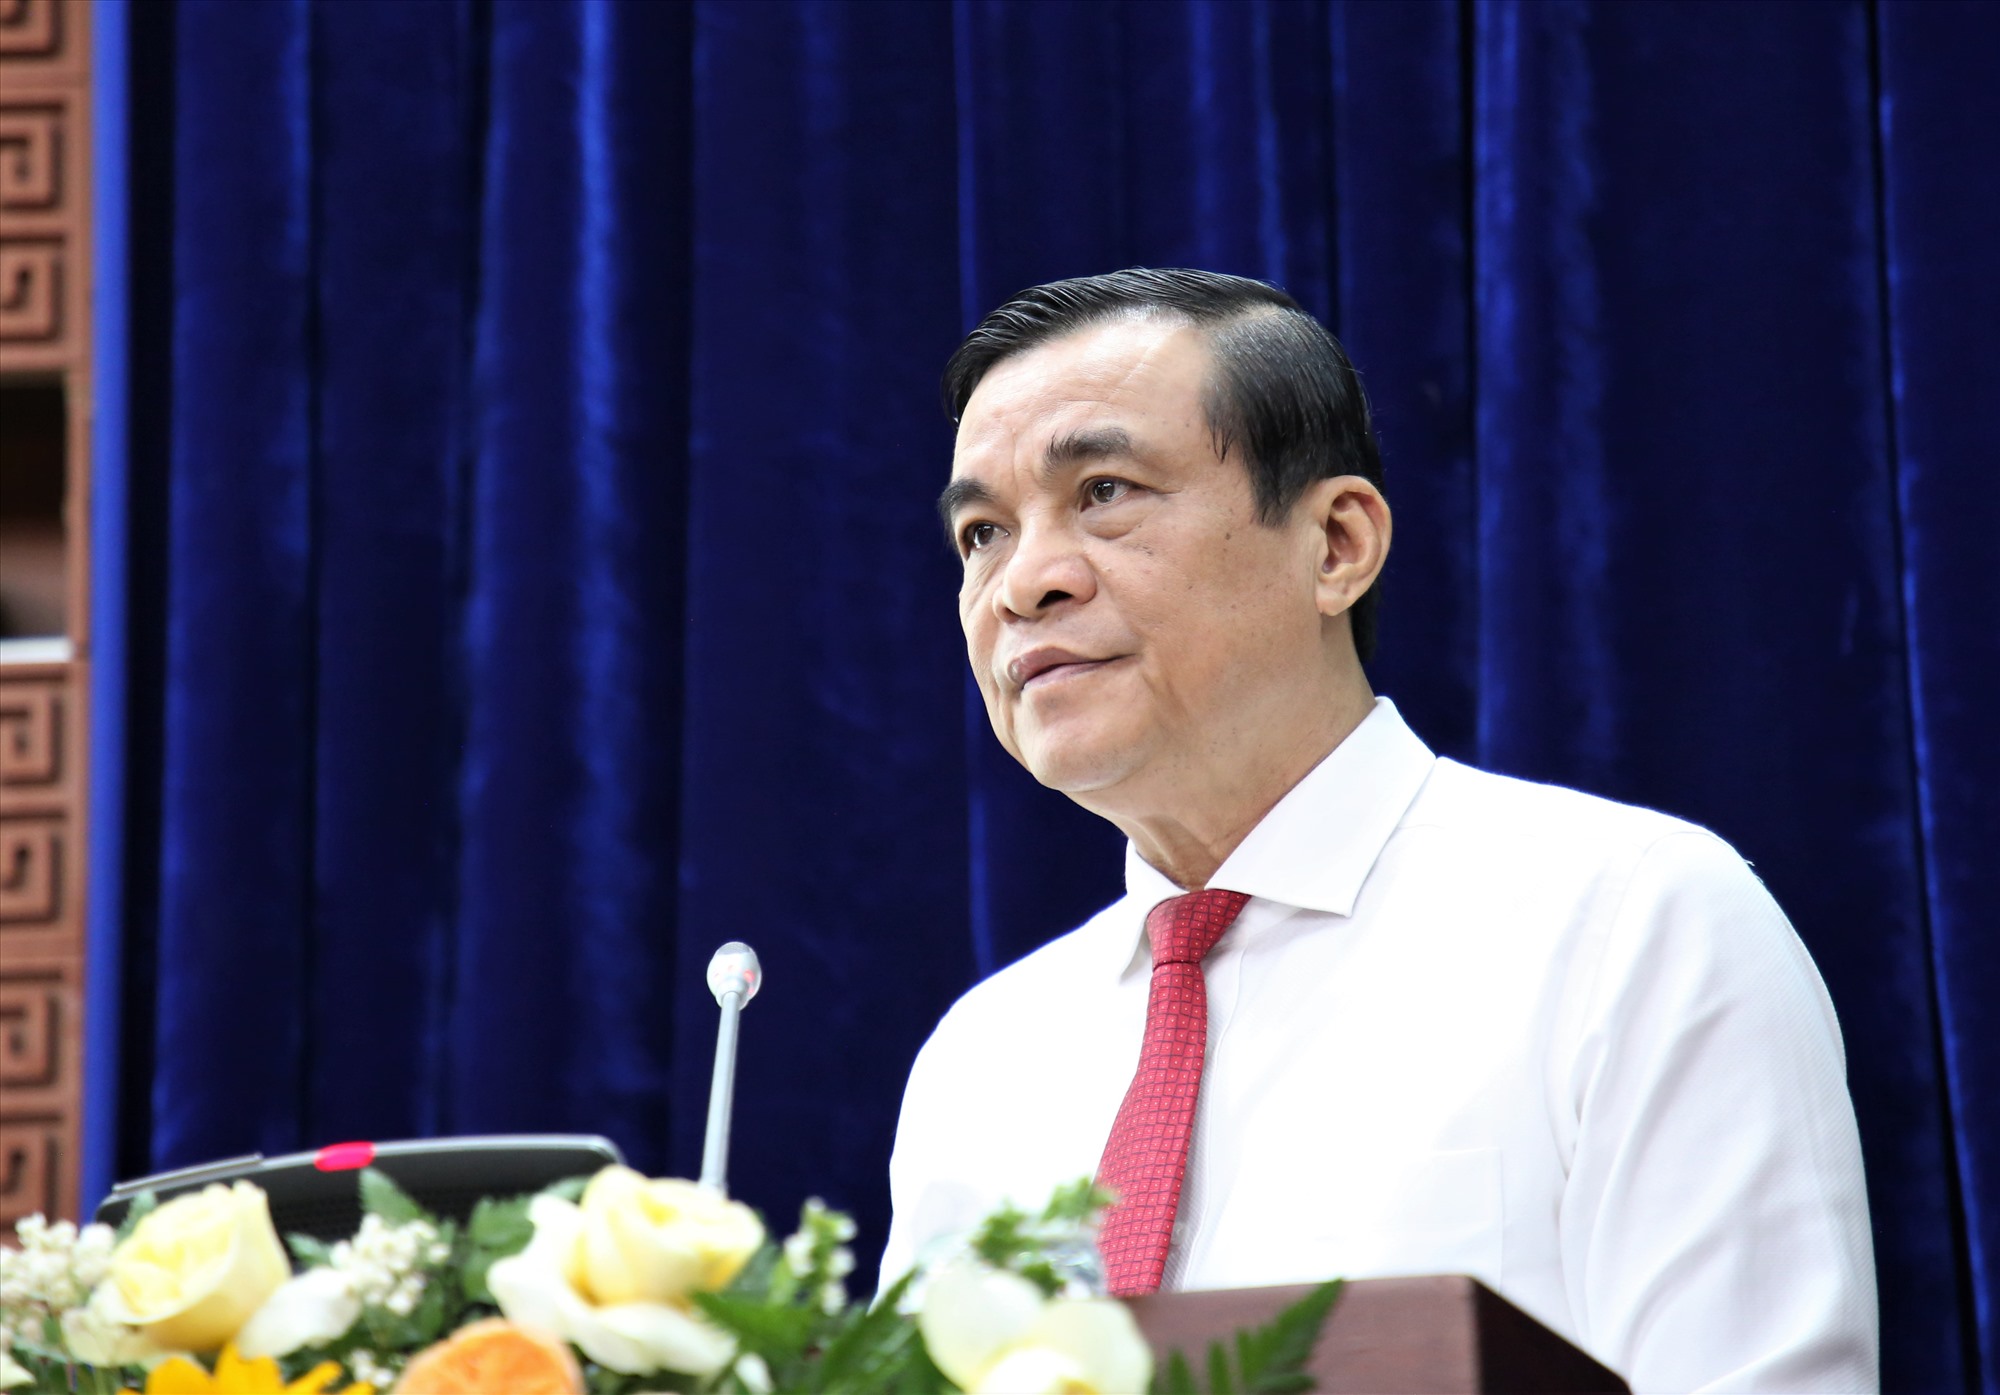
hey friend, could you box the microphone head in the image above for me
[707,942,762,1007]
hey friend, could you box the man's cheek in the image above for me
[978,679,1014,748]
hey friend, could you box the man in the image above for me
[882,269,1876,1392]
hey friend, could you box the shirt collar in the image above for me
[1106,697,1436,976]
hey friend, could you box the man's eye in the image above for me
[1086,478,1130,506]
[962,521,1004,553]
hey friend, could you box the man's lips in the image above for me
[1005,647,1125,690]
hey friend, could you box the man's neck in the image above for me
[1098,679,1378,890]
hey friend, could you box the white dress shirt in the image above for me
[883,699,1877,1393]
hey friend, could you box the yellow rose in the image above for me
[487,1167,762,1376]
[571,1168,760,1305]
[90,1182,290,1353]
[919,1262,1154,1395]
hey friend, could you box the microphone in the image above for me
[699,941,762,1194]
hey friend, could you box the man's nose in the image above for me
[994,520,1095,619]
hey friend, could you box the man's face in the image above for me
[945,316,1332,803]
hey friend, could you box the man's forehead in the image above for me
[953,317,1212,465]
[966,315,1207,410]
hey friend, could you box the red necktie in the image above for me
[1094,888,1251,1296]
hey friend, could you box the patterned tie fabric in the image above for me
[1095,888,1252,1297]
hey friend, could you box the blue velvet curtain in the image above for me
[104,2,1996,1390]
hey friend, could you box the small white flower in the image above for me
[730,1351,774,1394]
[348,1348,398,1386]
[781,1232,815,1275]
[328,1213,447,1313]
[4,1211,130,1365]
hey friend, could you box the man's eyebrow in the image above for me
[1044,425,1134,474]
[937,477,996,535]
[935,426,1135,545]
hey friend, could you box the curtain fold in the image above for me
[151,0,315,1166]
[1466,5,1962,1384]
[114,2,1996,1388]
[306,0,479,1148]
[1875,3,2000,1382]
[673,0,972,1213]
[448,0,697,1160]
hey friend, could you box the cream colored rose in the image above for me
[487,1167,762,1376]
[572,1167,760,1304]
[919,1262,1154,1395]
[89,1181,290,1353]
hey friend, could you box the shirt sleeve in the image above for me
[1561,830,1878,1393]
[878,1009,989,1297]
[877,1031,935,1293]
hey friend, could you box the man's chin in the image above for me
[1016,734,1144,798]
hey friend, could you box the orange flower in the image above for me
[119,1343,371,1395]
[394,1318,582,1395]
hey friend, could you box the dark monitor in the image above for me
[95,1135,624,1242]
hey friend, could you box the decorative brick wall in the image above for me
[0,0,90,1226]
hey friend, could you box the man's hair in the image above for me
[942,267,1385,662]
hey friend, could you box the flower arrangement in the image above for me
[4,1169,1338,1395]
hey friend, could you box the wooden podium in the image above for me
[1128,1275,1629,1393]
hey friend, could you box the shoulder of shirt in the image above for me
[1411,756,1761,888]
[922,899,1128,1046]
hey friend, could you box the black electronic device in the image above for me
[94,1134,624,1242]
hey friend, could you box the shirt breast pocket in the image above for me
[1213,1147,1505,1290]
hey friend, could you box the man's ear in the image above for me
[1305,475,1391,620]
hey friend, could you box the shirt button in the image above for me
[1172,1221,1189,1245]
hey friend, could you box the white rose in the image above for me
[487,1167,761,1376]
[234,1267,362,1358]
[919,1262,1153,1395]
[90,1182,290,1353]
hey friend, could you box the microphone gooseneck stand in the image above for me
[700,941,762,1195]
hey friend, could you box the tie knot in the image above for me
[1145,889,1251,967]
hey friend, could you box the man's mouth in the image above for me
[1007,648,1124,691]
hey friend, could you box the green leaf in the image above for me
[968,1200,1030,1269]
[1038,1178,1115,1226]
[722,1238,781,1298]
[467,1195,534,1249]
[20,1354,88,1395]
[1242,1279,1344,1394]
[1238,1330,1261,1385]
[358,1167,428,1225]
[1146,1280,1342,1395]
[1208,1339,1237,1395]
[541,1175,591,1203]
[875,1332,951,1395]
[405,1277,456,1347]
[587,1364,697,1395]
[1151,1348,1199,1395]
[113,1189,158,1242]
[286,1231,332,1268]
[457,1196,535,1306]
[815,1269,922,1386]
[690,1291,818,1368]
